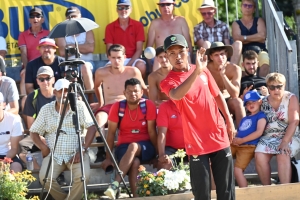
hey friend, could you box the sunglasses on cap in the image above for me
[159,3,173,7]
[117,6,130,10]
[242,3,254,9]
[38,77,53,82]
[201,11,214,16]
[268,84,283,91]
[30,14,42,19]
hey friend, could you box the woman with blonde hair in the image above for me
[255,72,300,185]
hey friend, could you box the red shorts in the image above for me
[95,104,113,116]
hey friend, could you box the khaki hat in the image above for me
[205,42,233,57]
[36,66,54,77]
[198,0,217,10]
[157,0,175,5]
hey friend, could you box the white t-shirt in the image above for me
[0,111,23,155]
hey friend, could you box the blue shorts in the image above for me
[115,141,155,163]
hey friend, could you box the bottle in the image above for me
[26,151,34,170]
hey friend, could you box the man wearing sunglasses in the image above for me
[20,66,67,186]
[18,7,50,95]
[25,37,63,95]
[194,0,242,66]
[104,0,147,79]
[56,7,95,102]
[232,0,270,77]
[146,0,193,72]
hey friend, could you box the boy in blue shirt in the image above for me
[231,90,267,187]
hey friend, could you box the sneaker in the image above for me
[56,174,67,186]
[94,147,106,163]
[104,181,119,199]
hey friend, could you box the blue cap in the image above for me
[243,91,261,106]
[117,0,131,6]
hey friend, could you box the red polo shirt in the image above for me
[105,18,145,58]
[18,28,50,62]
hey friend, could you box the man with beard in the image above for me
[146,0,193,71]
[160,34,235,200]
[239,50,268,99]
[104,0,146,78]
[93,44,147,163]
[102,78,157,199]
[148,46,172,107]
[25,37,63,94]
[206,42,245,127]
[30,78,96,200]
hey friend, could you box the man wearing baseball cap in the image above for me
[104,0,147,79]
[25,37,64,95]
[18,7,50,95]
[30,78,96,199]
[146,0,193,72]
[193,0,242,66]
[56,6,95,102]
[160,34,235,200]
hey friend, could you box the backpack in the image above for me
[118,98,147,128]
[32,89,39,119]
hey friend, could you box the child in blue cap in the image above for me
[231,90,267,187]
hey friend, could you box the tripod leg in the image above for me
[76,83,132,198]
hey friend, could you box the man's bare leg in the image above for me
[20,69,26,95]
[227,97,245,127]
[230,41,242,65]
[258,64,270,77]
[81,63,94,103]
[94,111,109,163]
[135,61,147,80]
[128,157,141,197]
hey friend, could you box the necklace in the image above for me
[129,107,138,121]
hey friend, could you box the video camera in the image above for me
[59,45,84,80]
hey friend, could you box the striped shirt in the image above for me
[30,101,94,165]
[193,19,230,44]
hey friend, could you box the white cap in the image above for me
[54,79,70,91]
[0,37,7,52]
[0,92,4,103]
[198,0,217,10]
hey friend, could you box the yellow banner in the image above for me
[0,0,203,57]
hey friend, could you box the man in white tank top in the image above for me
[56,6,95,102]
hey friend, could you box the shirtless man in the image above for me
[206,42,245,126]
[146,0,193,71]
[93,44,147,163]
[148,46,172,107]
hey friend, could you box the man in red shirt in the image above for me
[18,7,50,95]
[101,78,157,199]
[160,34,235,200]
[104,0,146,78]
[156,100,185,170]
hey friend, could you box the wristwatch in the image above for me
[82,146,89,153]
[244,35,247,41]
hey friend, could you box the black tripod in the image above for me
[40,77,132,199]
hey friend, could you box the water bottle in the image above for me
[26,151,34,170]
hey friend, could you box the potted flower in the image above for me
[136,149,191,197]
[0,157,38,200]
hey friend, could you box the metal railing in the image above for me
[263,0,299,97]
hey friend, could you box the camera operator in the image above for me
[30,78,96,200]
[240,50,268,100]
[56,6,94,102]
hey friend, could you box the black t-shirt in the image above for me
[25,56,64,89]
[23,89,56,118]
[240,75,266,96]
